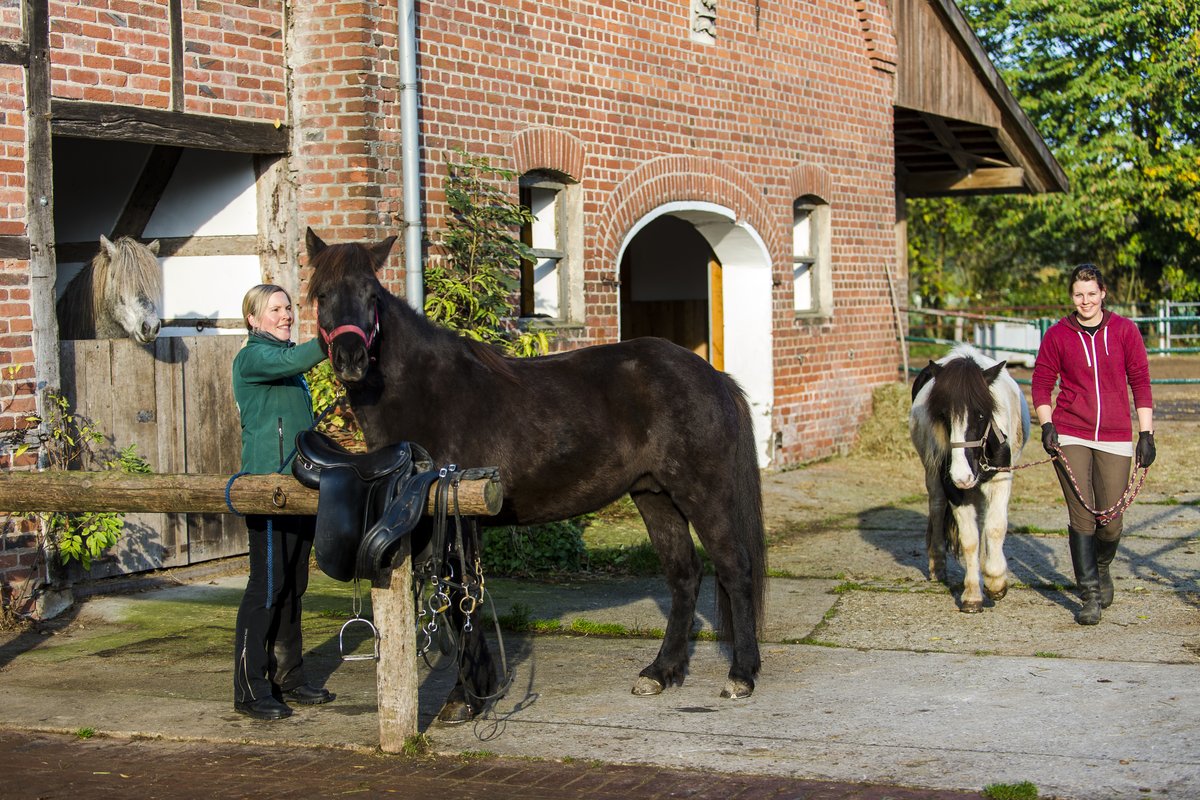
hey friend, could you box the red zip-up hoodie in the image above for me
[1031,311,1153,442]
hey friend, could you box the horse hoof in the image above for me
[631,676,664,696]
[720,679,754,699]
[436,700,476,725]
[986,585,1008,601]
[959,600,984,614]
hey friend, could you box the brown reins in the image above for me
[981,446,1149,526]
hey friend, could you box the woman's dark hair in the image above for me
[1070,263,1107,292]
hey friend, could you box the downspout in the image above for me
[399,0,424,313]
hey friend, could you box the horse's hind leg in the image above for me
[925,473,948,583]
[437,519,499,724]
[630,489,702,696]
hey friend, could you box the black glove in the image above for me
[1041,422,1059,456]
[1136,431,1156,468]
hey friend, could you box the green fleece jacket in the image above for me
[232,334,326,474]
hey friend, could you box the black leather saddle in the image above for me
[293,430,440,583]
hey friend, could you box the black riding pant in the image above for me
[233,514,316,703]
[1052,445,1131,541]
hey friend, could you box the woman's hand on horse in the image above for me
[1041,422,1059,456]
[1136,431,1156,468]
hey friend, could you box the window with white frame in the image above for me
[519,174,566,319]
[792,195,831,316]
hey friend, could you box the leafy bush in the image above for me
[481,520,587,576]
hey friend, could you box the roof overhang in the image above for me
[892,0,1068,198]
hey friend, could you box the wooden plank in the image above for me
[182,336,243,561]
[102,339,168,575]
[0,41,28,66]
[0,235,30,259]
[56,234,259,263]
[51,100,289,154]
[27,0,60,403]
[154,337,187,564]
[709,258,724,371]
[0,471,504,516]
[168,0,182,110]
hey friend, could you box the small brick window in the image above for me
[793,195,831,316]
[519,174,566,319]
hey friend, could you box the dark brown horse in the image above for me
[305,228,766,719]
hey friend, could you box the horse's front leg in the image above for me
[980,475,1013,602]
[630,490,702,697]
[952,501,984,613]
[925,472,949,583]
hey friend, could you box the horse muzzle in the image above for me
[329,337,370,383]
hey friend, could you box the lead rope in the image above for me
[413,466,513,713]
[982,448,1149,526]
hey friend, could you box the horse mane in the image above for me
[925,352,997,426]
[307,240,520,383]
[106,236,162,304]
[56,261,100,338]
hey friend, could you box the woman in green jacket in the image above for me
[231,284,332,720]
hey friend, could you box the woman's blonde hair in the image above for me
[241,284,290,331]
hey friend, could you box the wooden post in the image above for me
[373,537,417,751]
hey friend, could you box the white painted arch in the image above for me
[617,202,775,467]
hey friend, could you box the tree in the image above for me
[426,150,550,357]
[909,0,1200,306]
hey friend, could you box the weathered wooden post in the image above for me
[372,541,416,751]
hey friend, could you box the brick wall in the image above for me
[415,0,902,464]
[288,0,404,309]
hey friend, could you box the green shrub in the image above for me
[481,520,587,576]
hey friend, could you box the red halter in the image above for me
[320,305,379,350]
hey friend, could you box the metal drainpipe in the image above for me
[399,0,424,313]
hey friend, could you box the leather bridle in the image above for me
[320,304,379,350]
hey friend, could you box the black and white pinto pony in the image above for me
[56,235,162,342]
[304,229,767,718]
[909,344,1029,613]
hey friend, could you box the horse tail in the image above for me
[944,501,962,559]
[718,374,767,643]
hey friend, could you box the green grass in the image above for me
[983,780,1039,800]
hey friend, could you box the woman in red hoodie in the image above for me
[1032,264,1155,625]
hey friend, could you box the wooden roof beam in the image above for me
[903,167,1027,196]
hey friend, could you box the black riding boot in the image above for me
[1068,529,1102,625]
[1095,534,1121,609]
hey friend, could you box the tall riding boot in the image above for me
[1095,534,1121,609]
[1068,529,1102,625]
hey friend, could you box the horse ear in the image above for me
[99,235,117,258]
[983,361,1007,384]
[306,227,327,258]
[147,239,161,256]
[368,236,398,271]
[928,359,941,375]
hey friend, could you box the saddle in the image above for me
[293,430,441,583]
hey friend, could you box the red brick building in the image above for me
[0,0,1064,612]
